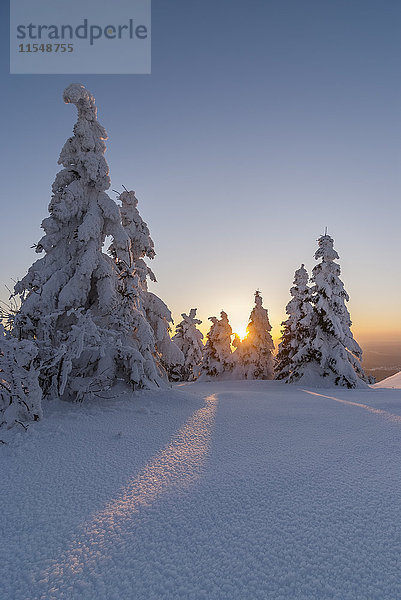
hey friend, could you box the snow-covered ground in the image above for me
[2,379,401,599]
[374,370,401,389]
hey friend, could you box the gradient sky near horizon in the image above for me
[1,0,400,344]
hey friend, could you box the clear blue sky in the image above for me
[1,0,400,342]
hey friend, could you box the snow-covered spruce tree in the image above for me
[275,265,313,382]
[234,291,275,379]
[0,325,42,428]
[293,234,369,388]
[200,311,234,379]
[13,84,165,399]
[111,188,156,286]
[109,189,182,385]
[144,292,184,377]
[171,309,204,381]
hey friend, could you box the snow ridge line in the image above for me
[303,390,401,424]
[37,394,218,595]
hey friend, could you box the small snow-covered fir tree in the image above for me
[275,265,313,382]
[13,84,166,399]
[234,291,275,379]
[171,309,204,381]
[200,311,233,378]
[293,234,369,388]
[0,325,42,428]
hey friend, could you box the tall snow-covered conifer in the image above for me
[171,308,204,381]
[200,311,233,378]
[294,234,368,388]
[108,190,167,388]
[110,189,183,383]
[275,265,313,382]
[234,291,275,379]
[14,84,167,398]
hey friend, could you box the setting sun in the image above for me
[233,324,248,341]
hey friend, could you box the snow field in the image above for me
[374,370,401,389]
[2,380,401,599]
